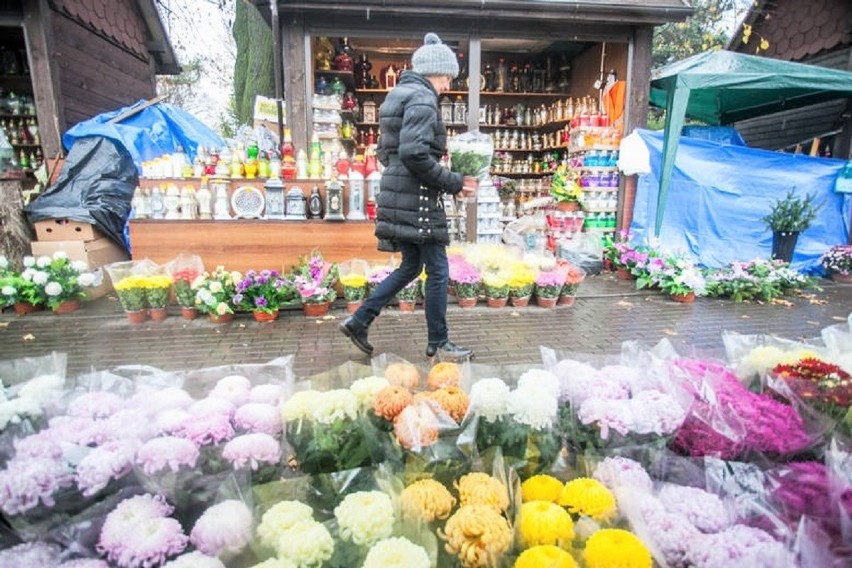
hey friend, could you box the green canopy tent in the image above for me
[648,50,852,235]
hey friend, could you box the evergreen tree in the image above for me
[232,1,275,125]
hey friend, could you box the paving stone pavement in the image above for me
[0,274,850,380]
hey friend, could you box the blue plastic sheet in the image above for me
[629,129,851,273]
[682,126,746,146]
[62,100,224,170]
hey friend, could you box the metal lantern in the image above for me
[362,99,377,124]
[347,170,366,220]
[284,186,307,220]
[440,96,453,124]
[325,179,345,221]
[264,176,285,219]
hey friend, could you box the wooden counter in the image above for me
[128,219,394,273]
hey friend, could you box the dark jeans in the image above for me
[352,241,449,347]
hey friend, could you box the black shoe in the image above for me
[339,317,373,355]
[426,340,473,359]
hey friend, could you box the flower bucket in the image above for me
[771,231,799,263]
[253,310,279,323]
[510,296,530,308]
[149,307,168,322]
[457,296,477,308]
[209,312,235,324]
[398,300,416,312]
[53,299,80,314]
[486,296,507,308]
[536,296,558,308]
[180,306,199,320]
[558,295,576,306]
[303,301,331,317]
[670,292,695,304]
[13,302,42,315]
[126,310,147,324]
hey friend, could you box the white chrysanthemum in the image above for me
[214,302,229,315]
[21,267,35,281]
[0,255,7,269]
[190,500,253,557]
[44,282,63,296]
[334,491,395,546]
[362,537,431,568]
[22,256,35,267]
[468,378,510,421]
[280,390,323,422]
[197,289,214,304]
[31,270,48,285]
[274,520,334,566]
[52,251,67,260]
[246,558,295,568]
[507,386,557,429]
[737,346,786,379]
[18,374,64,406]
[311,389,359,424]
[78,272,96,287]
[350,376,391,409]
[209,281,223,293]
[257,501,315,549]
[209,375,252,406]
[250,383,285,405]
[1,286,15,296]
[162,551,226,568]
[0,397,43,429]
[517,368,560,399]
[71,260,88,272]
[36,256,51,268]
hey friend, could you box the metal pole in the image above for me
[270,0,284,152]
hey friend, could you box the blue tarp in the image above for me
[629,129,851,273]
[682,126,746,146]
[62,100,224,171]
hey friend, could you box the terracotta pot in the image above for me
[558,295,576,306]
[126,310,147,324]
[398,300,416,312]
[149,307,169,322]
[670,292,696,304]
[510,296,530,308]
[346,300,363,314]
[53,299,81,314]
[615,267,635,281]
[209,312,235,324]
[181,306,199,320]
[253,310,279,323]
[603,258,614,272]
[13,302,42,315]
[831,272,852,284]
[556,200,580,212]
[456,296,477,308]
[536,296,558,308]
[486,296,508,308]
[303,301,331,317]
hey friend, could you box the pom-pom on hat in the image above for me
[411,33,459,78]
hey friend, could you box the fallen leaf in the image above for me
[22,333,35,341]
[238,324,246,329]
[322,315,336,321]
[741,314,750,319]
[617,300,633,308]
[662,329,678,336]
[806,321,820,326]
[832,316,846,321]
[0,322,9,328]
[510,311,520,317]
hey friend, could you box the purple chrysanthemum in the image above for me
[0,541,62,566]
[76,439,139,497]
[592,456,653,493]
[234,403,283,436]
[686,525,791,567]
[189,499,254,557]
[13,430,64,460]
[176,413,235,446]
[102,408,158,443]
[0,456,74,514]
[98,494,186,568]
[222,433,282,470]
[658,483,730,533]
[136,436,200,475]
[155,409,192,435]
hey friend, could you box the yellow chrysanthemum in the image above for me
[145,275,173,289]
[518,501,574,548]
[558,478,617,521]
[114,275,149,291]
[515,545,578,568]
[583,528,652,568]
[440,504,513,568]
[399,478,457,522]
[456,472,509,512]
[521,474,564,503]
[340,274,368,288]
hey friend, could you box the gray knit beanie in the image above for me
[411,33,459,78]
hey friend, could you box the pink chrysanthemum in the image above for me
[136,436,200,475]
[222,433,281,470]
[0,456,74,514]
[155,409,192,435]
[188,397,236,419]
[14,430,63,460]
[131,387,194,416]
[102,408,158,443]
[161,551,226,568]
[234,403,283,436]
[208,375,252,406]
[0,541,62,566]
[76,439,139,497]
[47,415,106,445]
[58,559,111,567]
[249,383,286,405]
[190,499,254,557]
[67,391,126,419]
[592,456,653,493]
[176,412,235,446]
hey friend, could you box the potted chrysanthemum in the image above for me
[482,272,509,308]
[114,275,149,323]
[507,262,536,307]
[820,244,852,282]
[340,273,368,313]
[145,275,173,321]
[396,277,420,312]
[534,270,564,308]
[1,258,44,314]
[29,252,95,313]
[559,262,586,306]
[449,258,481,308]
[234,269,293,322]
[654,252,706,303]
[193,266,242,323]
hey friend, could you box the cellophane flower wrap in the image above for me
[165,253,205,308]
[292,250,337,304]
[448,255,481,299]
[560,261,586,297]
[338,258,370,302]
[145,275,173,309]
[193,265,242,315]
[113,276,148,312]
[447,130,493,180]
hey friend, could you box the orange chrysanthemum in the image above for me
[400,478,457,522]
[394,403,439,450]
[373,385,413,422]
[421,386,469,424]
[427,361,462,389]
[384,362,421,389]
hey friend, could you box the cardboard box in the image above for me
[33,219,104,242]
[30,238,129,300]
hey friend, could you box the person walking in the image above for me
[340,32,478,359]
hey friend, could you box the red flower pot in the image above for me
[253,310,279,323]
[831,272,852,284]
[456,296,477,308]
[558,295,576,306]
[398,300,416,312]
[303,302,331,317]
[53,300,81,314]
[510,296,530,308]
[149,307,169,322]
[615,267,635,281]
[126,310,147,324]
[670,292,695,304]
[486,297,508,308]
[209,312,235,324]
[536,296,558,308]
[346,300,363,314]
[13,302,42,315]
[181,306,199,320]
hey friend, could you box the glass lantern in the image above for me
[264,176,285,219]
[284,186,307,220]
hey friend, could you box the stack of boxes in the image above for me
[30,219,129,299]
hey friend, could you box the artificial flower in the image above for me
[234,402,283,436]
[583,529,652,568]
[350,375,391,409]
[373,385,414,422]
[222,432,282,470]
[399,478,456,522]
[427,361,462,389]
[334,490,395,546]
[362,537,430,568]
[136,436,200,475]
[75,440,138,496]
[514,545,578,568]
[190,499,254,557]
[440,504,513,568]
[558,478,617,521]
[456,472,509,512]
[518,500,575,548]
[521,474,564,503]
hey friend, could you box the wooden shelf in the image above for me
[480,91,568,97]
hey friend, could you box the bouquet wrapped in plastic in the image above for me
[447,130,493,180]
[164,253,205,309]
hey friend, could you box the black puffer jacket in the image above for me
[375,71,463,246]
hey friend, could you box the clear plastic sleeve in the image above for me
[447,130,493,180]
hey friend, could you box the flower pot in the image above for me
[149,307,168,322]
[556,201,580,212]
[510,295,530,308]
[180,306,199,320]
[558,295,576,306]
[486,296,508,308]
[52,299,81,314]
[209,312,235,324]
[13,302,42,315]
[346,300,363,314]
[398,300,416,312]
[456,296,477,308]
[303,301,331,317]
[771,231,799,263]
[615,267,635,280]
[831,272,852,284]
[536,296,558,308]
[253,310,279,323]
[126,310,147,324]
[670,292,696,304]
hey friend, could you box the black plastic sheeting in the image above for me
[24,137,137,251]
